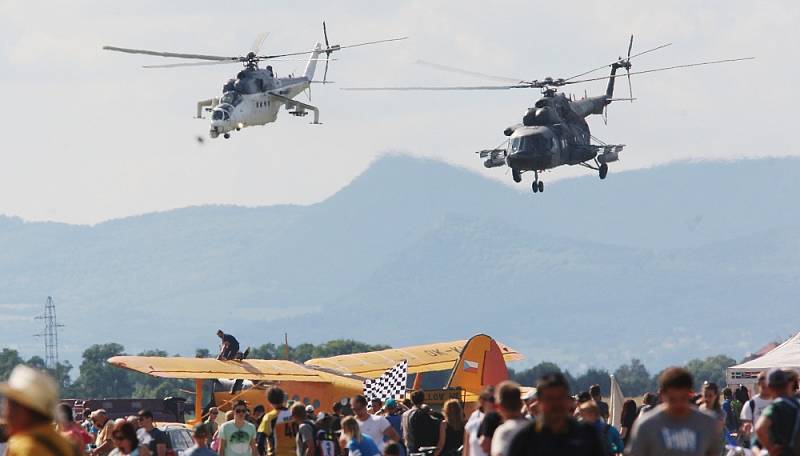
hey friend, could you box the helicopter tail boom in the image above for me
[304,43,324,80]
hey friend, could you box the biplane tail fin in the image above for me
[445,334,510,394]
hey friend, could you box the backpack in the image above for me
[408,409,441,451]
[313,422,340,456]
[724,399,740,431]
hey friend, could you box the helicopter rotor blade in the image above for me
[143,60,240,69]
[563,42,672,82]
[323,21,331,83]
[626,69,633,102]
[259,36,407,60]
[142,58,335,69]
[251,32,271,54]
[102,45,238,62]
[627,34,634,59]
[342,83,530,91]
[414,60,525,83]
[563,57,755,85]
[323,22,331,48]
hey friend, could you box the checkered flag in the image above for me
[363,360,408,401]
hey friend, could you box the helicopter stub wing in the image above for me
[268,92,320,124]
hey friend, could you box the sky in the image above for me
[0,0,797,224]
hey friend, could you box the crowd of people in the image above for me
[5,361,800,455]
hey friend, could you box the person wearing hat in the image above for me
[521,388,538,420]
[0,364,78,456]
[755,368,800,456]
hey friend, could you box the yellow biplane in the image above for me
[108,333,522,449]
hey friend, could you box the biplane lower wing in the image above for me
[108,356,331,382]
[304,334,523,378]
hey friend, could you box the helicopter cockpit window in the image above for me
[511,137,523,152]
[212,109,230,121]
[535,99,550,109]
[220,92,242,106]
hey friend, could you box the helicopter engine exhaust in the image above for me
[598,152,619,164]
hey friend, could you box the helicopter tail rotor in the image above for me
[322,21,332,83]
[625,35,634,102]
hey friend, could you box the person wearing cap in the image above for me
[184,425,218,456]
[91,409,116,455]
[0,364,78,456]
[304,405,315,420]
[382,399,406,456]
[755,368,800,455]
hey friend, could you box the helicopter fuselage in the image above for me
[206,66,315,138]
[504,93,607,172]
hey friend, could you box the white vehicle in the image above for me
[104,23,405,138]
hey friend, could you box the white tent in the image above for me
[727,332,800,389]
[609,374,625,429]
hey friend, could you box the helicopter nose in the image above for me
[211,118,231,131]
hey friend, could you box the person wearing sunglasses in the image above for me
[219,401,257,456]
[109,421,145,456]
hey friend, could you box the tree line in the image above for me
[508,355,738,397]
[0,340,390,399]
[0,342,736,399]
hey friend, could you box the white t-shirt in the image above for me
[740,395,773,424]
[465,410,486,456]
[490,418,528,456]
[357,414,391,452]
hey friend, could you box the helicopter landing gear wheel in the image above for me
[531,171,543,194]
[223,133,230,139]
[599,163,608,180]
[512,168,521,183]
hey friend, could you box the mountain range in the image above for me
[1,155,798,372]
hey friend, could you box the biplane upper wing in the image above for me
[108,356,331,382]
[304,337,523,378]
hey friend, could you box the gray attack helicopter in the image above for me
[103,23,406,139]
[345,37,752,193]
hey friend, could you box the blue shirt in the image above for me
[184,445,219,456]
[347,434,381,456]
[594,421,624,454]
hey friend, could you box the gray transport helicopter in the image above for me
[103,23,406,139]
[346,37,752,193]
